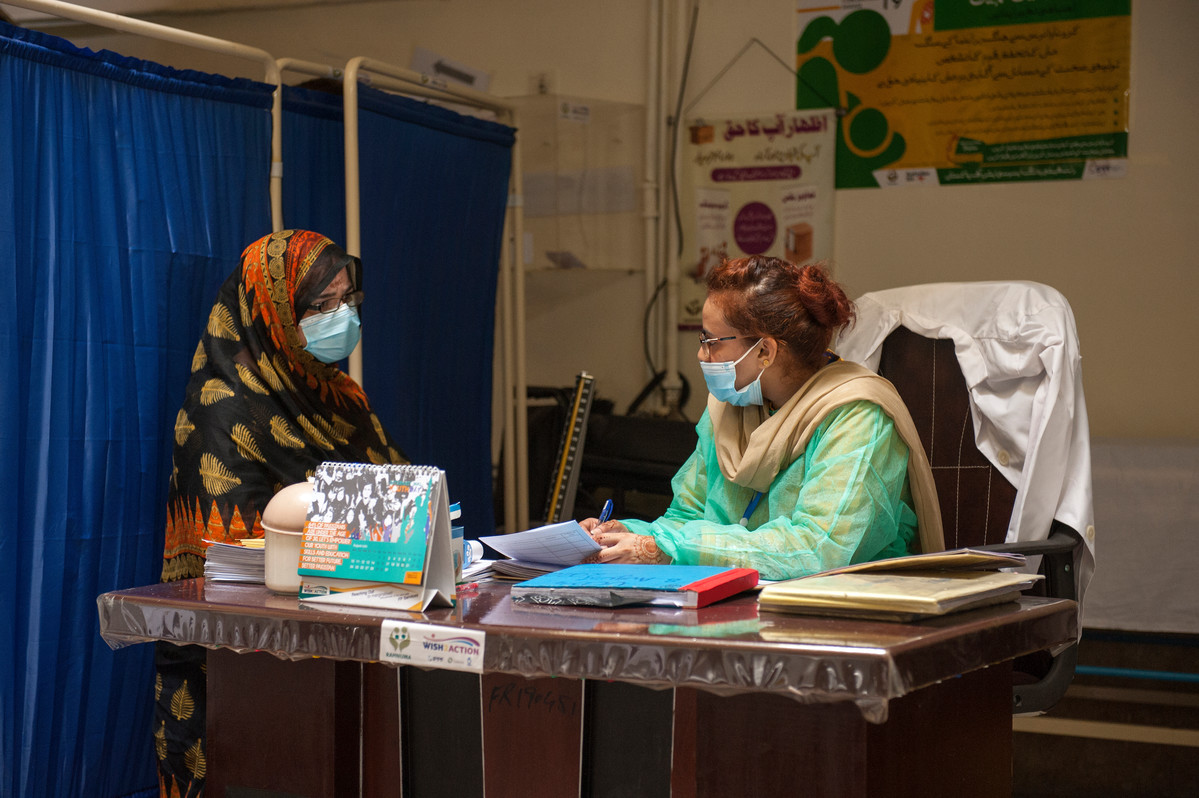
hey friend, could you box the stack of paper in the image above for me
[479,521,602,579]
[815,548,1027,575]
[490,560,549,580]
[758,548,1042,621]
[759,571,1042,621]
[203,539,265,584]
[461,558,495,582]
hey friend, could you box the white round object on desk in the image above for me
[262,479,313,595]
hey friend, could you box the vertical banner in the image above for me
[678,110,836,326]
[796,0,1131,188]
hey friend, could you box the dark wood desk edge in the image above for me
[885,596,1078,692]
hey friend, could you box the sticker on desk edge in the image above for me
[379,620,486,673]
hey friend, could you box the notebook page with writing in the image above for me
[479,521,601,566]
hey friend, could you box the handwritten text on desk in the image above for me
[486,677,579,718]
[379,620,486,673]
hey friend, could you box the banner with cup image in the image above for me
[678,110,836,327]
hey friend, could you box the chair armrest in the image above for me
[973,523,1079,603]
[975,526,1075,557]
[979,523,1081,714]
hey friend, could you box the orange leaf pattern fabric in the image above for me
[155,232,407,797]
[161,230,407,581]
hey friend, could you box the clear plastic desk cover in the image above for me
[97,580,1075,723]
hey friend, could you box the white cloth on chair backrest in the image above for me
[835,281,1096,610]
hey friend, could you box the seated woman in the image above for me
[583,256,943,580]
[156,229,407,797]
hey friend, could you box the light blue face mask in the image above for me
[300,303,362,363]
[699,338,764,406]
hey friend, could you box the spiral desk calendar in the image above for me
[298,463,456,611]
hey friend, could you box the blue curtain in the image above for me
[282,85,514,538]
[280,86,347,246]
[0,22,273,798]
[359,89,513,540]
[1,21,512,797]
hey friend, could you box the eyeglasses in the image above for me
[698,333,746,355]
[309,290,364,315]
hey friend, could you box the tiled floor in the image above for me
[1013,630,1199,797]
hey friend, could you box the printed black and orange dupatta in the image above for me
[162,229,407,581]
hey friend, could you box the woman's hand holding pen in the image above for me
[580,498,620,540]
[581,501,670,565]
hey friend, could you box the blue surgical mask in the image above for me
[300,303,361,363]
[700,338,764,406]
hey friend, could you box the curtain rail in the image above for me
[340,56,525,533]
[277,57,342,82]
[5,0,285,230]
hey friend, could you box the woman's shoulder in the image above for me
[826,396,890,415]
[813,398,898,439]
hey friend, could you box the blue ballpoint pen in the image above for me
[598,499,614,524]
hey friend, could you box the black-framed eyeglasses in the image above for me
[698,333,747,355]
[309,290,364,315]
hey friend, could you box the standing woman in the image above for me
[584,257,943,579]
[156,230,407,797]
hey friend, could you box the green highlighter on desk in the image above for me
[510,564,759,609]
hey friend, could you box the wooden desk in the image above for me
[98,580,1075,797]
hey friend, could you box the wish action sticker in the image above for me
[379,620,486,673]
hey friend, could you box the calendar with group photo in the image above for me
[298,462,455,611]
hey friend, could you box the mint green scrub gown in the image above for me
[622,400,918,581]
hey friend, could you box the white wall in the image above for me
[28,0,1198,439]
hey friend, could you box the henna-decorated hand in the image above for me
[587,522,670,565]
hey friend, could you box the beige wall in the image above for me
[31,0,1197,439]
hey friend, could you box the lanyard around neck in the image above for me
[739,491,764,527]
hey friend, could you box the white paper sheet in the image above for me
[479,521,601,566]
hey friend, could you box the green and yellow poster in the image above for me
[796,0,1131,187]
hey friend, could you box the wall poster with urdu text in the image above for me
[795,0,1131,188]
[678,110,836,327]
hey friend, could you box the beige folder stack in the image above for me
[758,549,1042,622]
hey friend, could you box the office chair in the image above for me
[838,281,1095,715]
